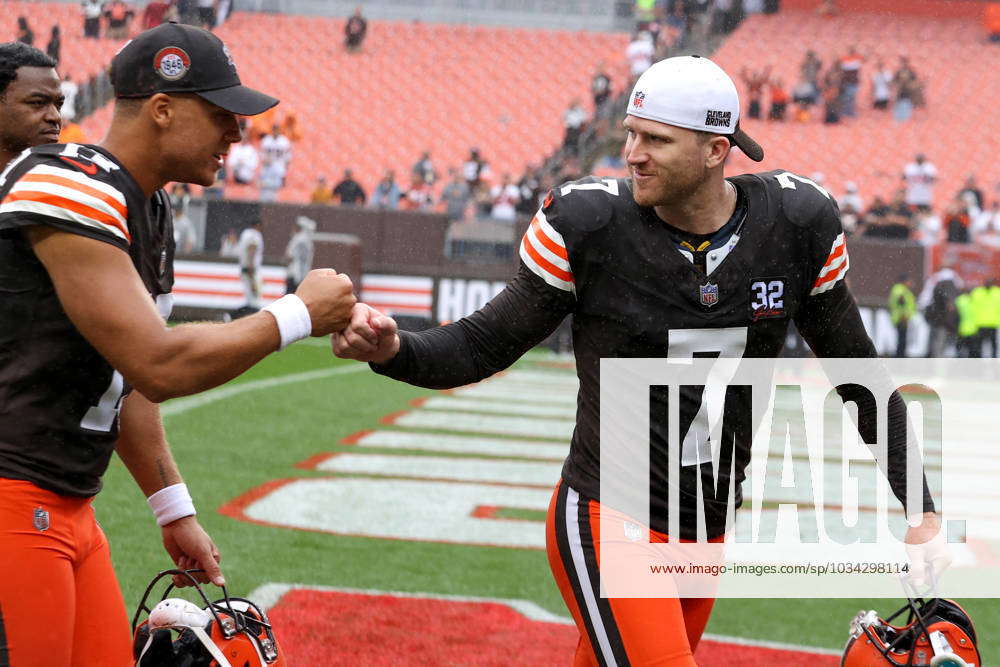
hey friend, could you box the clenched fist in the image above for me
[332,302,400,364]
[295,269,356,336]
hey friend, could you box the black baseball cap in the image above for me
[110,22,278,116]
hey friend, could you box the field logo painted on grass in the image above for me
[222,369,577,548]
[250,584,840,666]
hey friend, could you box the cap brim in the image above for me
[731,124,764,162]
[196,85,279,116]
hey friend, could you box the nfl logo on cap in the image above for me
[632,90,645,109]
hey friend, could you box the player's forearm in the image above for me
[132,312,280,402]
[374,267,571,388]
[115,391,183,496]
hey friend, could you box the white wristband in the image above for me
[262,294,312,349]
[147,483,196,527]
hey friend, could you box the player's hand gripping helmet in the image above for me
[131,569,285,667]
[842,596,980,666]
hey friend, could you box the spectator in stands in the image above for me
[987,2,1000,43]
[399,172,434,211]
[912,208,942,246]
[333,169,366,206]
[472,182,493,219]
[943,195,972,243]
[45,26,61,66]
[958,175,984,212]
[625,31,654,83]
[258,158,284,202]
[516,166,542,217]
[837,182,863,235]
[903,153,937,212]
[973,199,1000,242]
[170,183,197,254]
[345,7,368,53]
[196,0,216,29]
[710,0,743,35]
[143,0,172,29]
[104,1,134,40]
[59,73,78,121]
[412,150,438,186]
[490,173,520,222]
[838,46,863,118]
[260,124,292,184]
[740,65,769,119]
[822,65,842,124]
[791,77,816,121]
[310,176,333,204]
[892,57,919,122]
[888,274,916,357]
[839,181,864,213]
[215,0,233,27]
[562,98,588,156]
[462,148,490,190]
[767,77,788,121]
[591,62,612,115]
[228,137,259,185]
[859,194,888,234]
[863,190,911,239]
[281,110,303,142]
[284,216,316,293]
[82,0,103,39]
[799,50,822,94]
[440,168,470,221]
[371,170,402,209]
[870,58,892,111]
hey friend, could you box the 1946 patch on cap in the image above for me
[154,46,191,81]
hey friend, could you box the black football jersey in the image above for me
[375,171,927,538]
[0,143,174,497]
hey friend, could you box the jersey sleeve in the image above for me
[372,264,574,389]
[0,158,131,251]
[518,194,576,295]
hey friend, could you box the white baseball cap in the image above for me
[627,55,764,162]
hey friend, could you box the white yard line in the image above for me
[161,365,367,417]
[351,430,569,460]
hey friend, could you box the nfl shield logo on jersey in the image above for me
[623,521,643,542]
[699,283,719,307]
[33,506,49,531]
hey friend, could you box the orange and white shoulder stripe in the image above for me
[810,232,848,296]
[0,164,130,243]
[519,209,575,294]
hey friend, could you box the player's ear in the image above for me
[705,135,730,169]
[147,93,175,129]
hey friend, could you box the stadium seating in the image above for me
[0,1,128,81]
[711,9,1000,208]
[208,14,630,201]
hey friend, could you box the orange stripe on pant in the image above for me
[0,478,132,667]
[546,480,720,666]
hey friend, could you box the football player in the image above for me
[333,56,946,665]
[0,25,355,666]
[0,42,62,168]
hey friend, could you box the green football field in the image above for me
[96,339,999,660]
